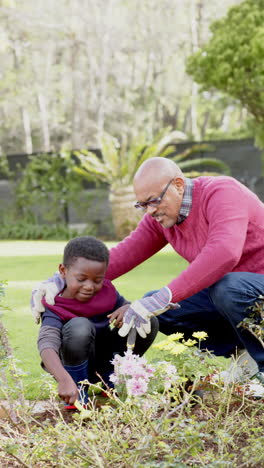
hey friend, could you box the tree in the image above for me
[186,0,264,148]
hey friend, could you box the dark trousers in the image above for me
[60,316,159,383]
[154,272,264,372]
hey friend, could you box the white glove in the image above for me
[118,287,180,338]
[31,272,65,324]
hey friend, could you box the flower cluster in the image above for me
[110,350,179,399]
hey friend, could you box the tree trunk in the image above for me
[21,107,33,154]
[37,91,50,152]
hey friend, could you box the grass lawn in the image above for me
[0,240,188,399]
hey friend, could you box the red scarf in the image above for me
[42,279,117,322]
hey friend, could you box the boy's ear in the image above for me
[59,263,66,278]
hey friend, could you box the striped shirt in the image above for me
[177,177,193,224]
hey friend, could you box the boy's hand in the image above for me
[108,304,130,329]
[58,376,79,405]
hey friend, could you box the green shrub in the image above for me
[15,151,85,224]
[0,222,96,240]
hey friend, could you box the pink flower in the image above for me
[111,354,122,366]
[126,377,148,396]
[109,374,119,384]
[119,360,140,376]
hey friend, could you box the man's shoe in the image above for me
[219,349,258,384]
[244,372,264,399]
[254,371,264,385]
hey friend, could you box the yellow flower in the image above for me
[192,331,208,340]
[153,339,169,350]
[170,343,186,355]
[153,333,184,350]
[170,332,184,341]
[184,339,197,347]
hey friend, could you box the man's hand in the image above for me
[58,376,79,405]
[31,272,65,324]
[108,304,130,329]
[118,287,180,338]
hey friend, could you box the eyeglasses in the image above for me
[134,179,173,210]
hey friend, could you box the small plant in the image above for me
[238,295,264,347]
[110,350,180,400]
[152,331,225,383]
[108,331,229,408]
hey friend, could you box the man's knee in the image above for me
[208,272,252,311]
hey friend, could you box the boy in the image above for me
[37,236,158,409]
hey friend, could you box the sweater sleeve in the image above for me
[106,214,168,280]
[37,308,63,356]
[38,326,61,355]
[167,180,249,302]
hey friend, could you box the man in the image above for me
[32,157,264,385]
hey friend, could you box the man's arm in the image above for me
[106,214,168,280]
[31,273,65,324]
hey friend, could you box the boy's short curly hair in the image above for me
[63,236,109,267]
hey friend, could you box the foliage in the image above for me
[15,151,85,224]
[238,295,264,347]
[163,142,230,177]
[0,220,96,240]
[186,0,264,148]
[153,332,229,384]
[74,131,174,189]
[0,155,12,179]
[0,282,26,417]
[75,132,230,190]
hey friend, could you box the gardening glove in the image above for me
[31,272,65,324]
[118,287,180,339]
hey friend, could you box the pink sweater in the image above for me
[106,176,264,303]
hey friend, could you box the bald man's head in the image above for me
[134,157,183,185]
[133,157,185,229]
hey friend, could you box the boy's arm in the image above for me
[41,348,78,405]
[38,310,78,404]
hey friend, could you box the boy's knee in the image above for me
[62,317,95,344]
